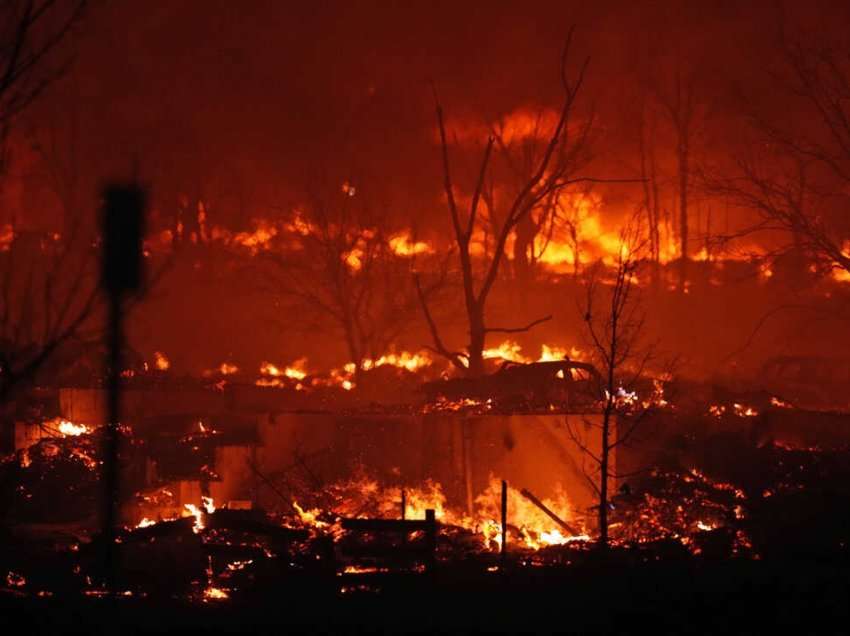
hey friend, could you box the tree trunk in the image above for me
[513,213,536,282]
[466,311,486,378]
[677,136,689,290]
[598,404,611,549]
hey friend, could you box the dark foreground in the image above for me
[2,556,847,634]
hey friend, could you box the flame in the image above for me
[475,477,585,551]
[219,362,239,375]
[284,360,307,379]
[203,586,229,601]
[770,396,792,409]
[294,473,587,552]
[361,350,433,373]
[483,340,528,363]
[183,496,215,533]
[733,403,758,417]
[711,403,758,418]
[256,359,309,388]
[0,224,13,251]
[232,219,278,253]
[389,231,433,256]
[832,241,850,282]
[6,571,26,588]
[481,340,583,365]
[202,496,215,513]
[153,351,170,371]
[56,419,88,437]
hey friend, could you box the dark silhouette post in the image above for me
[500,479,507,563]
[101,184,146,593]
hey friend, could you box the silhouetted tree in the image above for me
[0,0,89,406]
[649,67,697,290]
[567,214,653,548]
[266,185,422,377]
[486,107,595,285]
[417,29,608,378]
[710,29,850,279]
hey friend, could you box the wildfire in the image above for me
[0,224,13,251]
[153,351,170,371]
[388,230,433,256]
[733,403,759,417]
[55,419,88,437]
[361,350,433,373]
[482,340,527,363]
[475,478,586,551]
[232,219,279,253]
[184,496,215,533]
[203,586,229,601]
[831,241,850,282]
[481,340,583,365]
[294,473,588,553]
[711,403,759,418]
[6,571,26,588]
[770,396,792,409]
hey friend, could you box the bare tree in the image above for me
[709,31,850,278]
[566,214,652,548]
[0,0,89,406]
[649,68,697,290]
[637,90,663,280]
[265,186,421,377]
[417,30,620,378]
[0,1,85,130]
[486,107,594,285]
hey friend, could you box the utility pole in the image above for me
[101,184,146,594]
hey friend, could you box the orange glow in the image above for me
[482,340,527,363]
[183,496,215,533]
[55,419,89,437]
[203,586,229,601]
[0,224,13,251]
[361,350,433,373]
[482,340,583,365]
[388,231,433,256]
[832,242,850,282]
[231,219,279,253]
[219,362,238,375]
[154,351,170,371]
[293,473,588,551]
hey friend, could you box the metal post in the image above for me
[401,489,406,520]
[500,479,507,562]
[101,184,146,595]
[425,508,436,571]
[104,293,122,593]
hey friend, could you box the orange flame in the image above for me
[153,351,170,371]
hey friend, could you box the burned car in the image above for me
[421,359,603,410]
[759,355,850,410]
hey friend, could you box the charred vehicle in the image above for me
[421,359,603,410]
[759,355,850,410]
